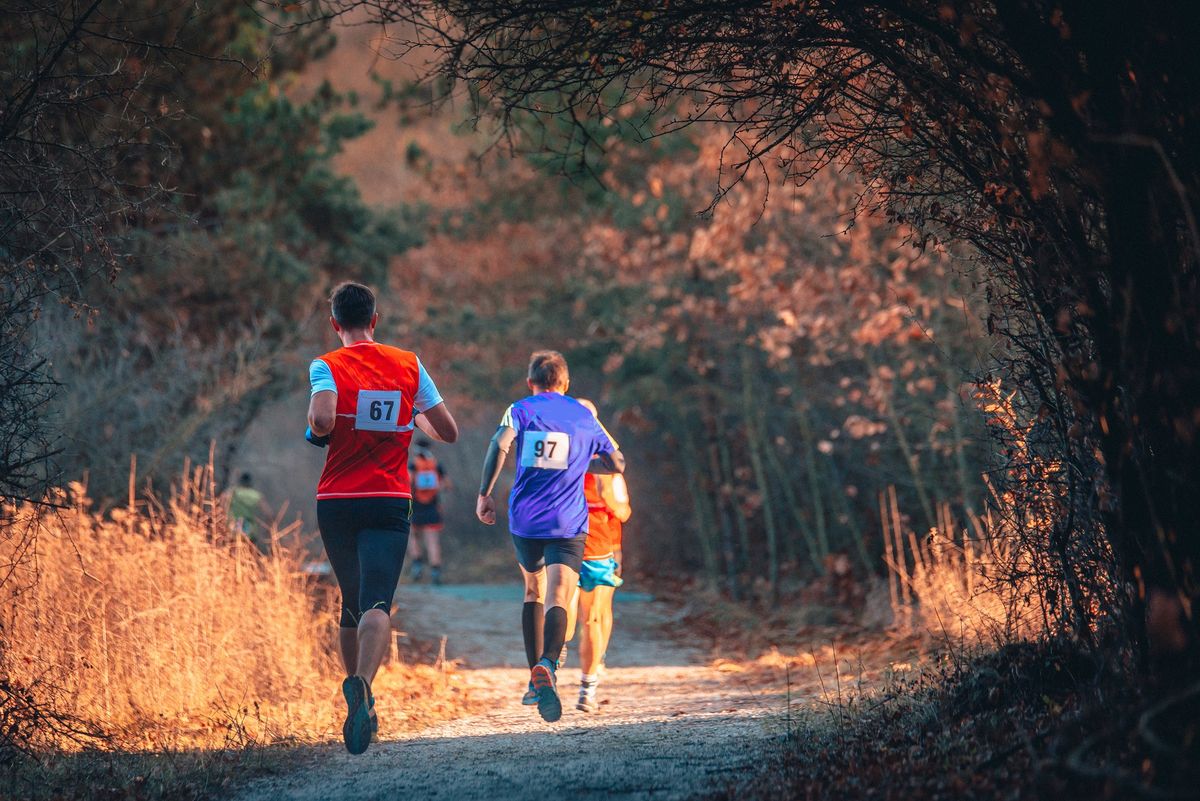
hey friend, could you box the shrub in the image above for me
[0,458,460,755]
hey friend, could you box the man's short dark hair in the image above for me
[528,350,569,391]
[239,472,252,486]
[416,438,432,449]
[331,282,376,329]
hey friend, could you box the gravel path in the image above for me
[231,584,788,801]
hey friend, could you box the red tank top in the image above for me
[315,342,420,500]
[583,473,621,560]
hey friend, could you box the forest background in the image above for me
[13,4,994,601]
[4,2,1198,799]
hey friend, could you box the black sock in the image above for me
[540,606,568,667]
[522,601,544,669]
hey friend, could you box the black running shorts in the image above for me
[411,499,443,528]
[511,532,587,573]
[317,497,412,627]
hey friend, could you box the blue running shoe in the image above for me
[521,681,538,706]
[341,675,373,755]
[530,663,561,723]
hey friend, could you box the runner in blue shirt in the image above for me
[476,350,625,722]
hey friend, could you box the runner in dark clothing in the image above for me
[408,440,448,584]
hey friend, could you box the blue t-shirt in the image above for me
[501,393,618,539]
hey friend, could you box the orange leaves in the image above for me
[843,414,887,439]
[854,305,922,346]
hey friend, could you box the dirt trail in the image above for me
[232,584,789,801]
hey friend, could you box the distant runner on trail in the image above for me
[228,471,268,548]
[573,399,632,713]
[407,439,448,584]
[305,282,458,754]
[476,351,625,723]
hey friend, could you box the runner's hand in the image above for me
[476,494,496,525]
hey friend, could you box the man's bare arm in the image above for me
[416,401,459,443]
[308,391,337,436]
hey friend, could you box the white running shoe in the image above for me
[576,688,598,713]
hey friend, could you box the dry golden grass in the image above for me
[883,489,1047,644]
[878,378,1082,645]
[0,460,472,755]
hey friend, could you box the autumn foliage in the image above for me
[353,0,1200,678]
[398,123,994,613]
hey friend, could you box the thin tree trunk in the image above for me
[793,401,831,566]
[741,352,779,602]
[880,391,937,532]
[825,452,874,572]
[678,421,720,590]
[762,430,825,572]
[714,409,752,576]
[701,394,741,600]
[945,376,978,519]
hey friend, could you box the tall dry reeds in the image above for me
[0,458,463,753]
[882,488,1046,644]
[881,374,1120,646]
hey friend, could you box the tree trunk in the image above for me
[742,352,780,602]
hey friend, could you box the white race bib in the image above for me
[355,390,403,432]
[520,431,570,470]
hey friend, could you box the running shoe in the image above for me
[530,663,562,723]
[576,690,597,713]
[341,675,374,755]
[369,692,379,742]
[521,681,538,705]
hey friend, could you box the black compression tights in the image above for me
[317,498,411,628]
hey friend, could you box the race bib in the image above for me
[520,431,569,470]
[355,390,403,432]
[414,470,439,490]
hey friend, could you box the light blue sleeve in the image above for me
[309,359,336,396]
[413,358,444,413]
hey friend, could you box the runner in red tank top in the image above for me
[572,399,631,712]
[306,282,458,755]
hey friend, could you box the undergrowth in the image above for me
[714,641,1200,801]
[0,461,475,800]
